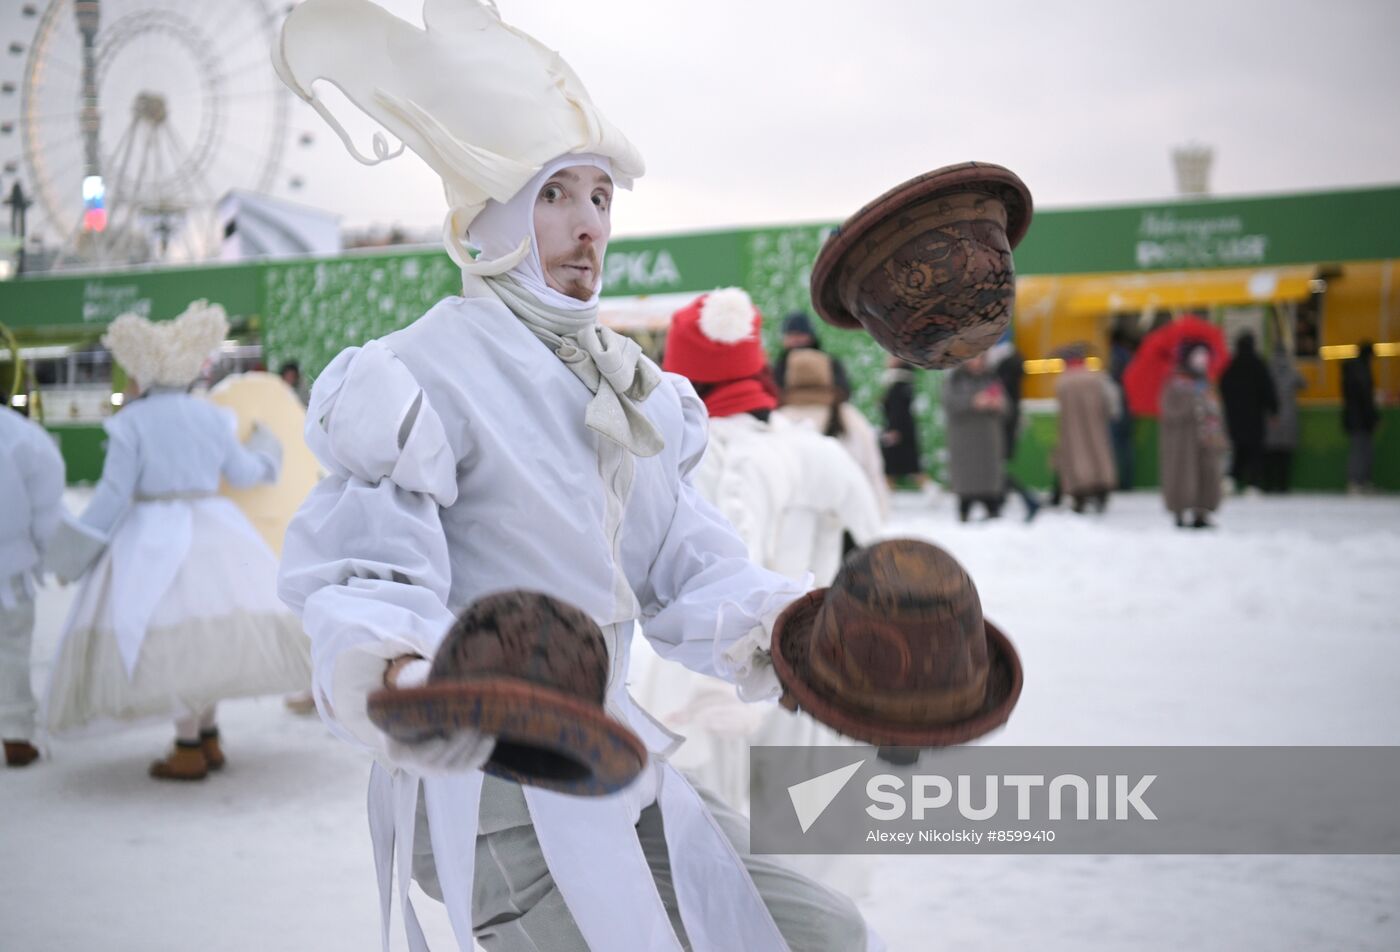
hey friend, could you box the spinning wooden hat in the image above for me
[810,162,1032,369]
[368,591,647,796]
[771,538,1022,746]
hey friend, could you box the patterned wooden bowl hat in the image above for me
[771,538,1022,746]
[810,162,1033,369]
[367,591,647,796]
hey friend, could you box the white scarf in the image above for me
[480,273,664,457]
[458,154,663,457]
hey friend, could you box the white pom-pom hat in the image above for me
[102,299,229,390]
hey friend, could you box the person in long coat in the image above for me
[1219,332,1278,492]
[1262,341,1305,492]
[880,356,925,490]
[44,303,310,780]
[1108,328,1137,490]
[990,341,1041,520]
[1341,341,1380,492]
[1054,348,1119,512]
[1159,341,1229,528]
[943,352,1009,521]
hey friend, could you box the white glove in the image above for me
[722,621,789,702]
[381,658,495,776]
[733,656,783,703]
[722,630,783,703]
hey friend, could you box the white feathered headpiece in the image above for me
[273,0,645,273]
[103,300,228,389]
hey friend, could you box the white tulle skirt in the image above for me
[44,497,311,734]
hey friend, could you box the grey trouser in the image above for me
[413,773,868,952]
[0,581,37,740]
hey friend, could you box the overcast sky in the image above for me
[5,0,1400,240]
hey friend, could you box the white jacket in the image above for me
[698,413,883,587]
[773,402,890,518]
[0,411,66,607]
[278,294,808,952]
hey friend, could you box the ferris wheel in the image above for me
[3,0,296,265]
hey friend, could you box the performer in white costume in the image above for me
[637,290,881,839]
[44,301,311,781]
[274,2,878,950]
[662,288,883,588]
[0,407,65,767]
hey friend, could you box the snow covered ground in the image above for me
[3,489,1398,951]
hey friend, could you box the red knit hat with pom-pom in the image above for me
[663,288,767,382]
[663,288,777,417]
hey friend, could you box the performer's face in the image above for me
[534,165,613,301]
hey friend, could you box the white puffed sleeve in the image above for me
[278,341,459,757]
[636,379,809,702]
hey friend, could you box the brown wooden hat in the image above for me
[367,591,647,796]
[771,538,1022,746]
[810,161,1032,369]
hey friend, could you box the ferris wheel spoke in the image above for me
[159,120,200,197]
[105,122,141,198]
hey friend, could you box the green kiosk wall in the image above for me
[3,184,1397,490]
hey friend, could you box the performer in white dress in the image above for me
[44,301,311,781]
[638,289,882,828]
[0,406,66,767]
[274,2,879,950]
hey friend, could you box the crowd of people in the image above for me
[874,319,1383,531]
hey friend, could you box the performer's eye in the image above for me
[592,190,611,211]
[540,184,564,202]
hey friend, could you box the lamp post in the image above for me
[4,180,32,275]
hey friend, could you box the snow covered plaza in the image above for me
[3,488,1396,951]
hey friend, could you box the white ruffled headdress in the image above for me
[273,0,645,276]
[103,300,228,389]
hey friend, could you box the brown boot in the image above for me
[4,740,39,767]
[149,741,208,781]
[200,729,225,771]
